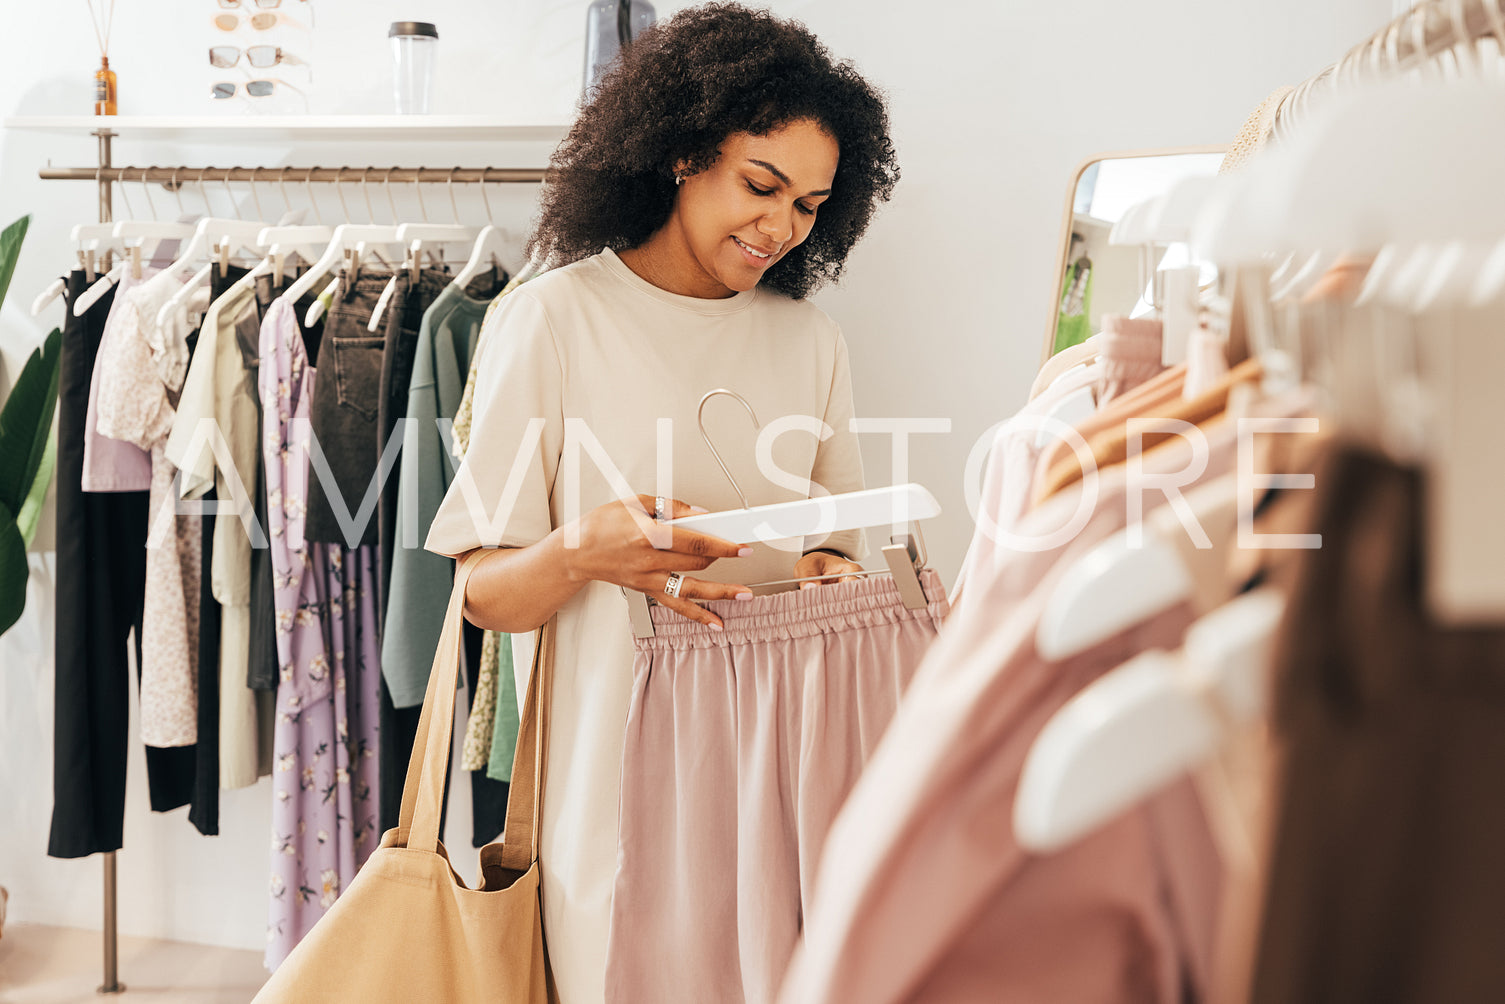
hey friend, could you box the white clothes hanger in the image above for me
[224,224,333,299]
[395,167,480,256]
[34,190,129,313]
[68,168,139,314]
[668,483,942,547]
[111,167,196,246]
[280,169,403,304]
[454,226,511,290]
[30,277,66,316]
[453,177,522,290]
[625,389,942,637]
[304,276,341,327]
[151,170,277,328]
[216,173,331,301]
[1195,80,1505,263]
[1036,472,1240,662]
[665,389,941,549]
[1015,587,1286,853]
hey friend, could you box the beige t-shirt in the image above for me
[424,247,866,1004]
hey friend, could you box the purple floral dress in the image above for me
[258,297,382,970]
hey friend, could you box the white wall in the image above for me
[0,0,1394,955]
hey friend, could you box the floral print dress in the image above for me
[258,296,382,970]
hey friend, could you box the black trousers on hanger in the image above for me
[48,272,146,858]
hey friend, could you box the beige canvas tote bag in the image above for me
[254,550,556,1003]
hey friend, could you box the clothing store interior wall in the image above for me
[0,0,1396,953]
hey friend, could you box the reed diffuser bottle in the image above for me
[87,0,118,115]
[94,56,117,115]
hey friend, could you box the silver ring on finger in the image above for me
[663,571,684,598]
[654,495,668,521]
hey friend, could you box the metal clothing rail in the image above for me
[38,164,551,185]
[1272,0,1505,141]
[36,135,548,996]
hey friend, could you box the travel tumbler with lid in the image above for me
[389,22,438,114]
[583,0,655,97]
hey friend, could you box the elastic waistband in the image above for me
[636,568,949,652]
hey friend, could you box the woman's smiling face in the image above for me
[663,118,839,298]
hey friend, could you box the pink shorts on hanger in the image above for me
[605,570,948,1004]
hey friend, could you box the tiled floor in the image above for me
[0,924,268,1003]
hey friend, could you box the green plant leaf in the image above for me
[17,412,57,547]
[0,215,31,318]
[0,327,62,518]
[0,500,26,639]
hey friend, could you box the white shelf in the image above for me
[2,115,569,144]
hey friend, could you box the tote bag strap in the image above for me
[396,548,554,866]
[499,615,553,871]
[398,549,490,853]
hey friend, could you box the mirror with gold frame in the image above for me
[1042,147,1226,365]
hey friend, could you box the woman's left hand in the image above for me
[796,550,864,588]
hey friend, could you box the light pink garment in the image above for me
[1097,315,1165,405]
[608,570,949,1004]
[952,318,1163,608]
[950,359,1103,606]
[94,274,201,748]
[781,431,1240,1004]
[81,270,156,492]
[1183,324,1230,399]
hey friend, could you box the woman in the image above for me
[425,5,899,1000]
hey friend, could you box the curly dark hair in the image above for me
[525,2,900,300]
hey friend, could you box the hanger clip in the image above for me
[624,588,656,639]
[881,533,930,611]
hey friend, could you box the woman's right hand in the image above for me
[561,494,753,629]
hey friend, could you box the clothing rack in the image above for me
[39,164,552,185]
[1272,0,1505,141]
[35,129,547,995]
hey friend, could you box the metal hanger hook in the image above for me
[696,388,760,510]
[478,172,494,225]
[361,167,376,224]
[448,166,461,224]
[170,167,185,217]
[278,166,293,217]
[414,166,429,222]
[224,169,242,221]
[385,166,398,222]
[116,166,136,221]
[334,166,352,222]
[196,166,211,217]
[249,168,266,221]
[140,166,158,220]
[305,165,324,225]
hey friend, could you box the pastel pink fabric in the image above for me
[81,270,156,492]
[1183,324,1231,399]
[607,570,949,1004]
[780,431,1241,1004]
[1097,315,1165,405]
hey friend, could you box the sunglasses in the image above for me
[213,11,281,30]
[210,78,300,99]
[209,44,300,69]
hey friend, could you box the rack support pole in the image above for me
[91,124,125,998]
